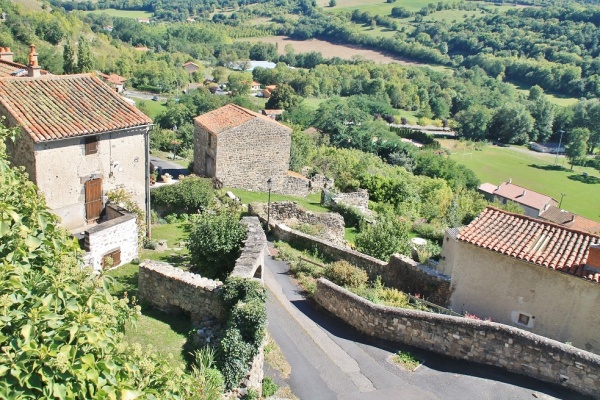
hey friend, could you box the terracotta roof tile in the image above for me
[0,74,151,142]
[0,59,49,78]
[193,103,291,135]
[540,206,600,235]
[478,181,557,211]
[458,207,600,283]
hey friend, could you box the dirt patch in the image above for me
[238,36,432,66]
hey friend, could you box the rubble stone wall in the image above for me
[316,278,600,399]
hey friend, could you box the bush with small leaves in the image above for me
[222,276,267,309]
[323,260,369,288]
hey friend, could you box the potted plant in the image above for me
[162,172,173,183]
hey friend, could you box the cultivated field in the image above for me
[444,141,600,220]
[88,9,153,19]
[238,36,450,70]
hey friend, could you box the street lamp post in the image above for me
[559,192,566,208]
[172,124,178,160]
[266,177,273,231]
[554,130,565,166]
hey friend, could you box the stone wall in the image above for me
[270,222,452,305]
[322,188,370,210]
[138,261,226,322]
[308,174,334,194]
[84,204,138,272]
[230,217,267,280]
[280,172,309,197]
[249,201,346,245]
[315,278,600,398]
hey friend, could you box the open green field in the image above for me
[132,97,166,119]
[504,81,579,107]
[446,143,600,220]
[303,97,326,110]
[88,8,153,19]
[320,0,456,14]
[423,9,485,22]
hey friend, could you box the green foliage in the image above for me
[187,212,247,280]
[151,176,215,213]
[332,203,365,230]
[218,278,267,390]
[265,84,302,110]
[228,72,253,96]
[222,277,267,309]
[355,212,411,261]
[565,127,590,170]
[62,41,75,74]
[0,122,217,398]
[230,299,267,348]
[293,222,326,237]
[262,377,279,398]
[190,348,225,400]
[392,351,421,371]
[75,37,93,73]
[323,260,369,288]
[290,126,317,172]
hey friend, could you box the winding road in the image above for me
[263,247,589,400]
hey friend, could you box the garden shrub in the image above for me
[229,299,267,348]
[292,222,326,236]
[218,278,267,390]
[412,222,444,244]
[262,377,279,398]
[355,212,411,261]
[188,212,247,280]
[323,260,368,288]
[151,176,215,213]
[222,277,267,309]
[333,203,365,229]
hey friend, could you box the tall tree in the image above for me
[62,41,76,74]
[528,97,555,143]
[489,103,534,144]
[565,127,590,170]
[76,38,93,73]
[455,105,492,141]
[227,72,252,96]
[265,84,302,110]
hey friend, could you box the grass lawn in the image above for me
[447,144,600,220]
[151,149,191,168]
[321,0,457,14]
[303,97,326,110]
[131,97,166,119]
[88,9,153,19]
[227,188,329,213]
[503,81,578,107]
[423,9,485,22]
[105,222,193,369]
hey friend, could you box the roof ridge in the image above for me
[0,72,92,82]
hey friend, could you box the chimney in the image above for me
[508,178,512,184]
[587,244,600,269]
[522,190,527,197]
[0,46,14,62]
[27,44,41,77]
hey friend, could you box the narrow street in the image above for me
[263,250,589,400]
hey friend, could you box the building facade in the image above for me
[440,207,600,353]
[193,104,292,193]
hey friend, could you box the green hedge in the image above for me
[218,277,267,389]
[152,176,214,213]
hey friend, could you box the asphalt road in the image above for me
[264,250,590,400]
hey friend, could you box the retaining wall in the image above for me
[315,278,600,398]
[271,222,452,305]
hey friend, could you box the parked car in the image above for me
[152,95,159,101]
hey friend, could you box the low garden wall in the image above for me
[315,278,600,398]
[249,201,346,245]
[270,222,452,305]
[138,261,226,322]
[138,216,267,396]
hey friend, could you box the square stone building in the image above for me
[193,104,293,192]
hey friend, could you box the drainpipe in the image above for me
[145,124,155,240]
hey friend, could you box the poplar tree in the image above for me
[62,41,76,74]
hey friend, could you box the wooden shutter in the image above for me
[85,136,98,155]
[84,178,103,222]
[101,249,121,269]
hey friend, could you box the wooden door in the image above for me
[84,178,103,222]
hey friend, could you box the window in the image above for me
[85,136,98,155]
[207,132,212,147]
[517,313,530,326]
[101,249,121,269]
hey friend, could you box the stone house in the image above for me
[0,45,49,78]
[0,71,152,270]
[251,81,261,91]
[98,72,127,93]
[262,109,285,120]
[193,104,294,193]
[439,207,600,353]
[539,205,600,235]
[478,180,557,217]
[183,61,200,74]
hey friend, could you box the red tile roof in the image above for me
[540,206,600,235]
[458,207,600,283]
[194,103,290,135]
[478,181,557,211]
[99,72,126,84]
[0,74,151,142]
[0,59,49,78]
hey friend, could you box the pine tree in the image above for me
[62,42,76,74]
[76,38,93,73]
